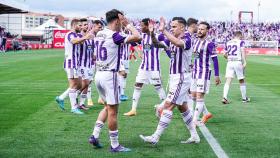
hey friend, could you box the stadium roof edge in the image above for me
[0,0,29,14]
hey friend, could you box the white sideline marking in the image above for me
[199,125,229,158]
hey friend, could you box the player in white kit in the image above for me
[86,19,104,106]
[222,31,250,104]
[155,18,199,118]
[88,9,142,152]
[124,18,166,116]
[140,17,199,145]
[55,19,93,114]
[118,30,133,101]
[77,18,104,110]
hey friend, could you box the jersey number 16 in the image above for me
[95,41,107,61]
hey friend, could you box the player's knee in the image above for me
[123,73,127,78]
[135,83,143,88]
[107,106,118,116]
[226,78,232,84]
[239,79,245,83]
[177,104,187,112]
[154,84,162,89]
[164,101,175,110]
[196,93,205,99]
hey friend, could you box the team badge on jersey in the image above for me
[143,44,152,51]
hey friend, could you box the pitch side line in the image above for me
[199,125,229,158]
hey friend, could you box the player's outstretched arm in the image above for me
[71,33,93,44]
[119,14,141,43]
[151,32,167,49]
[159,17,185,48]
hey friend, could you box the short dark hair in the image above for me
[93,20,103,25]
[80,18,88,23]
[71,19,81,27]
[105,9,123,23]
[186,18,198,27]
[141,18,150,26]
[199,21,210,30]
[172,17,187,27]
[234,31,242,37]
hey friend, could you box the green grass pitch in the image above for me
[0,49,279,158]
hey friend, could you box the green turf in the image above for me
[0,49,279,158]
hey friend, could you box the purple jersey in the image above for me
[161,33,192,74]
[64,31,82,69]
[192,37,217,80]
[120,43,130,61]
[140,33,162,71]
[80,39,94,68]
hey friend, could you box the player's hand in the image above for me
[159,17,166,32]
[85,33,94,40]
[242,63,247,68]
[118,14,129,27]
[148,20,155,33]
[222,51,228,59]
[215,76,221,86]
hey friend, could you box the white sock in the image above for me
[123,78,127,95]
[181,109,198,138]
[132,86,142,110]
[193,99,204,122]
[109,130,119,148]
[155,85,166,100]
[87,85,92,100]
[119,76,125,95]
[58,88,70,100]
[92,120,104,138]
[240,83,247,99]
[69,89,77,110]
[153,110,173,139]
[188,95,194,114]
[223,83,230,99]
[202,105,209,115]
[79,93,87,105]
[158,100,165,109]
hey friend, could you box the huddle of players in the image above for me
[57,9,250,152]
[55,18,103,114]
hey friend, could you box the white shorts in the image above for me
[65,68,79,79]
[166,73,191,105]
[190,78,211,94]
[225,61,245,80]
[135,69,162,85]
[80,67,94,80]
[95,71,119,105]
